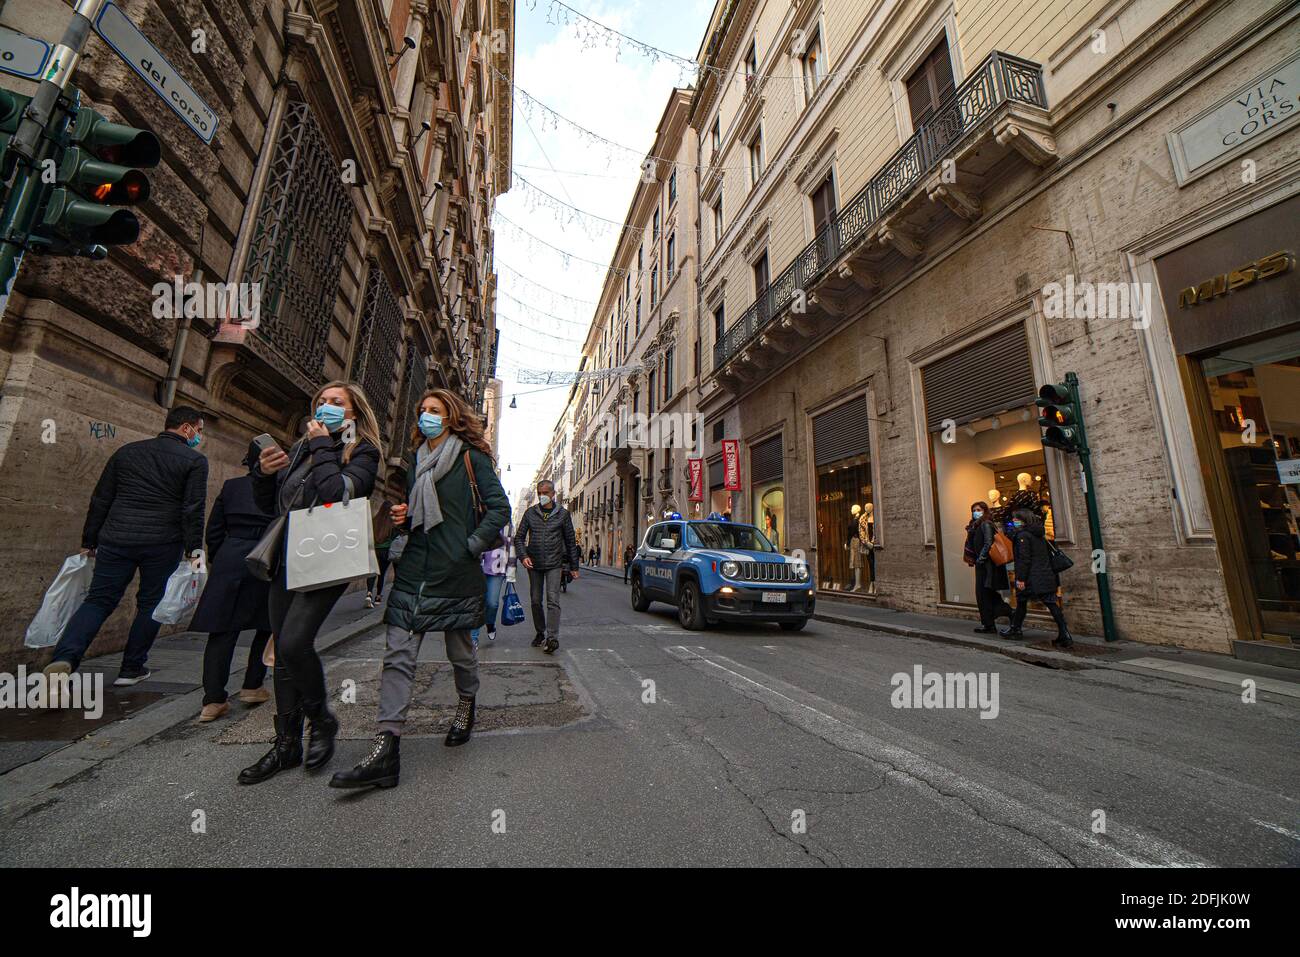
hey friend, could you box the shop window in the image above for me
[813,397,875,593]
[1201,335,1300,642]
[751,434,785,550]
[708,458,732,517]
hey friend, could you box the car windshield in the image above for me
[686,522,777,553]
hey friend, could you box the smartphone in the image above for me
[252,433,280,454]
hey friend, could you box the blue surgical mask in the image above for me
[418,412,444,438]
[972,510,983,520]
[187,432,202,449]
[314,403,346,430]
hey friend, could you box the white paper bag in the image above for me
[286,496,377,592]
[151,561,209,624]
[25,554,95,648]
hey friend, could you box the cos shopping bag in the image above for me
[500,581,525,626]
[25,554,95,648]
[285,490,378,592]
[152,561,209,624]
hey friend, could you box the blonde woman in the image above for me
[331,388,510,790]
[238,380,383,785]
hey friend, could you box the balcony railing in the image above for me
[714,51,1047,370]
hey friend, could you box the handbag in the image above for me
[988,528,1014,566]
[246,442,308,582]
[285,475,378,592]
[501,581,525,626]
[1046,540,1074,574]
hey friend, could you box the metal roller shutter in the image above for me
[922,324,1037,431]
[750,434,783,484]
[813,396,871,466]
[708,458,723,490]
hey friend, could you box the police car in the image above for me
[629,518,814,631]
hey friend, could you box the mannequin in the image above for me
[860,503,876,589]
[847,504,863,591]
[1007,472,1043,519]
[987,488,1004,523]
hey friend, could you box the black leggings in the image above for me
[267,579,347,717]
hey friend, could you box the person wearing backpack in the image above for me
[329,388,510,791]
[999,508,1073,648]
[962,501,1013,633]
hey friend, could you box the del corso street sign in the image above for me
[92,1,218,143]
[0,24,52,80]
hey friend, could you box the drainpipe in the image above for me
[159,267,200,409]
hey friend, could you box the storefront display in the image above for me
[708,458,732,517]
[812,397,875,592]
[1154,194,1299,645]
[750,434,784,549]
[921,323,1048,606]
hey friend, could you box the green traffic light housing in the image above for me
[39,188,142,246]
[1036,382,1083,453]
[69,109,161,168]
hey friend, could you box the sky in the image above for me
[492,0,716,508]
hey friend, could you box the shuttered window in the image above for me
[922,324,1037,431]
[906,36,956,128]
[813,396,871,466]
[708,458,723,490]
[750,434,783,484]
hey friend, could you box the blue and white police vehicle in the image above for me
[629,518,814,631]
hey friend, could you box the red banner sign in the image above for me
[688,458,704,501]
[722,440,741,490]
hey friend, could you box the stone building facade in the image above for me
[0,0,512,666]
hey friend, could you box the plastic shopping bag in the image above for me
[151,561,209,625]
[501,582,525,626]
[25,554,95,648]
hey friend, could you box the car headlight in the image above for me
[721,560,739,578]
[792,563,809,581]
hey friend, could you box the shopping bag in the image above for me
[25,554,95,648]
[286,496,376,592]
[151,561,209,624]
[500,582,525,626]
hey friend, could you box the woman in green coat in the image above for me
[330,388,510,791]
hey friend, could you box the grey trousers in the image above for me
[378,624,478,735]
[528,566,562,639]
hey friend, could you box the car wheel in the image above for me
[678,579,706,630]
[630,575,651,612]
[779,618,808,632]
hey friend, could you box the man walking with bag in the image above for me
[44,406,208,685]
[515,480,580,654]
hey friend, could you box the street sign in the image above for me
[0,25,52,80]
[92,1,218,143]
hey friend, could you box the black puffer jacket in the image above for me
[515,503,580,571]
[1011,519,1058,596]
[82,432,208,553]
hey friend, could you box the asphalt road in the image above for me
[1,572,1296,867]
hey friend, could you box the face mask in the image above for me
[1007,520,1022,530]
[972,510,983,520]
[418,412,444,438]
[538,494,552,507]
[186,431,202,449]
[314,403,346,430]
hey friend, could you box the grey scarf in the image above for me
[408,435,464,532]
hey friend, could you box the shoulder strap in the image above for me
[464,450,485,520]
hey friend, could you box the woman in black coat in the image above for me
[237,380,383,786]
[962,500,1013,633]
[1000,508,1073,647]
[193,441,274,722]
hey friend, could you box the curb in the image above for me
[0,608,387,811]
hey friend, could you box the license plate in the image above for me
[761,591,787,603]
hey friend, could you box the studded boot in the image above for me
[444,696,475,747]
[329,732,400,789]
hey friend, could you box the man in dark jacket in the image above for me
[46,406,209,683]
[516,480,580,653]
[999,509,1073,648]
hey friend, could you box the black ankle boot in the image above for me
[999,627,1024,640]
[303,702,339,770]
[444,696,475,747]
[238,711,303,785]
[329,732,400,789]
[1052,628,1074,649]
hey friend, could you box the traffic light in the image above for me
[32,105,159,254]
[1036,382,1083,453]
[0,89,33,181]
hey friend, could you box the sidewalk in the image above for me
[587,560,1300,700]
[0,588,385,784]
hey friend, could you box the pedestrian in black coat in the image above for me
[237,381,383,786]
[962,500,1013,633]
[193,440,274,722]
[1000,508,1073,647]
